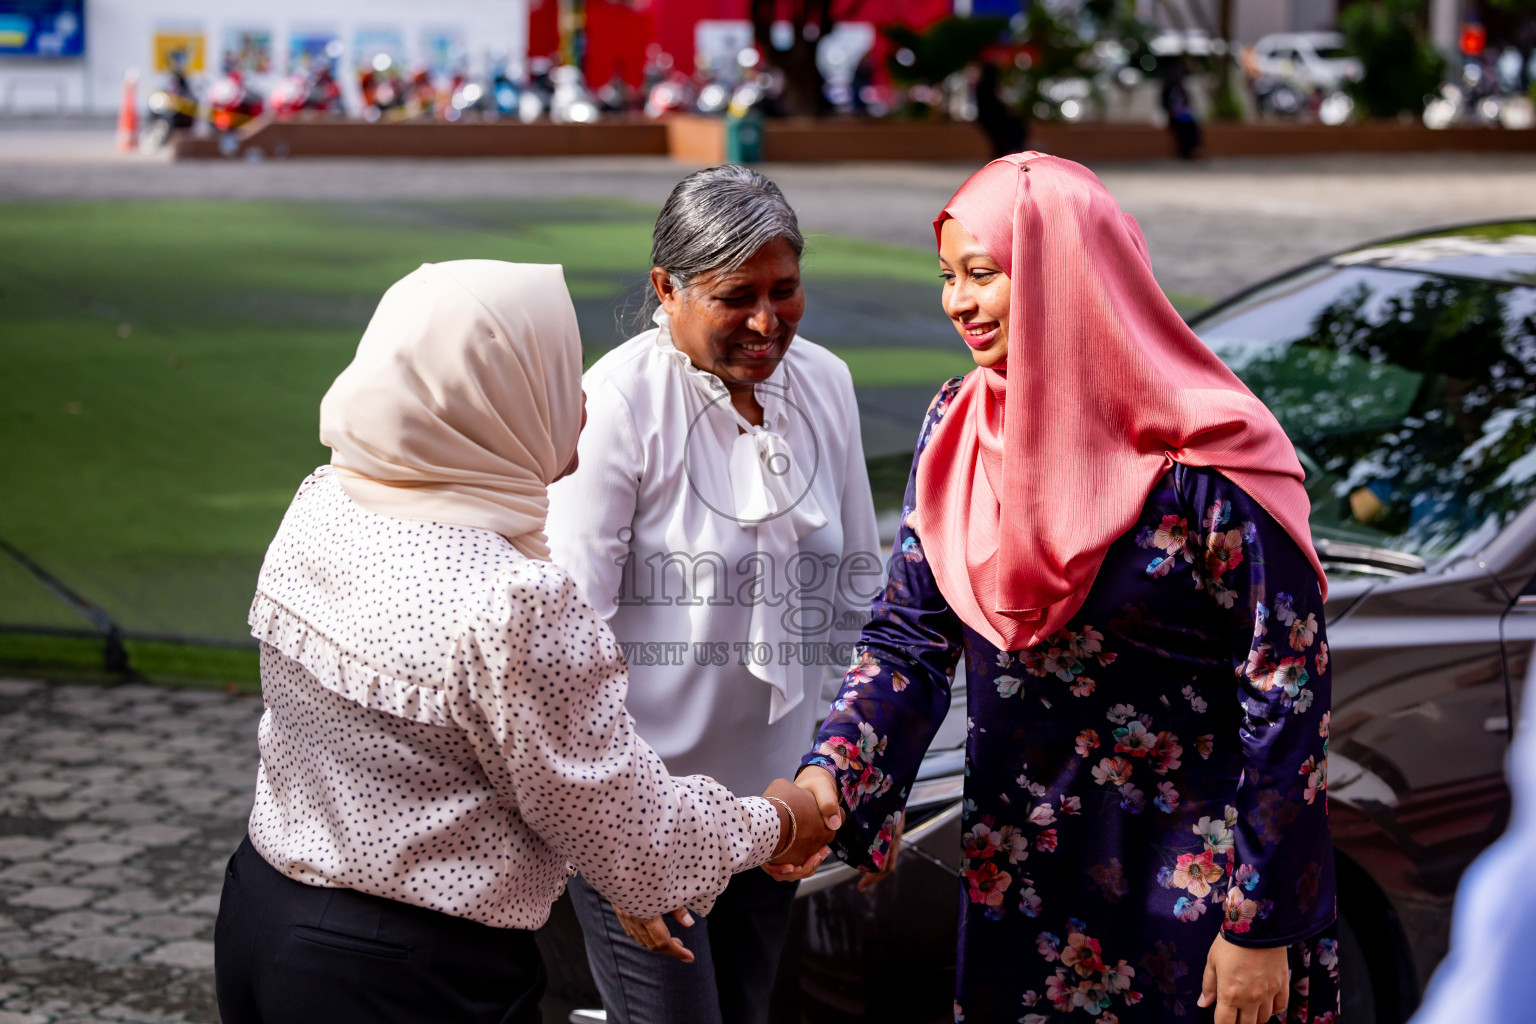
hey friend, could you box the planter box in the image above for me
[1034,121,1536,161]
[668,115,1536,165]
[667,114,992,164]
[174,118,670,160]
[170,114,1536,163]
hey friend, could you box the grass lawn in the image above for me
[0,198,1209,684]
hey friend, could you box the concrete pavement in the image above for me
[3,120,1535,301]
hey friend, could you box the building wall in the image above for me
[574,0,951,88]
[1160,0,1342,45]
[0,0,528,116]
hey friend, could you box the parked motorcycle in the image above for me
[143,54,197,149]
[404,65,438,119]
[490,63,522,117]
[269,62,343,119]
[358,56,407,122]
[643,70,695,119]
[207,66,264,134]
[547,64,600,124]
[516,57,556,122]
[595,72,638,114]
[1424,56,1532,129]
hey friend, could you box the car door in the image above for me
[1324,559,1512,991]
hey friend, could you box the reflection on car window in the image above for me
[1194,265,1536,562]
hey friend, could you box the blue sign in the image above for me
[0,0,84,58]
[968,0,1024,15]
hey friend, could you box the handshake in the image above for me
[760,771,842,881]
[608,767,845,963]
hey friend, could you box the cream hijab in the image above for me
[319,260,584,560]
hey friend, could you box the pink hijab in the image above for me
[913,154,1325,652]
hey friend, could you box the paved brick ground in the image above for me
[0,677,261,1024]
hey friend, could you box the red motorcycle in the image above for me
[404,65,437,118]
[359,57,407,122]
[269,63,343,119]
[208,66,264,133]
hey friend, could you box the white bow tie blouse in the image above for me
[545,328,882,799]
[244,468,781,929]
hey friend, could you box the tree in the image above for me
[750,0,835,117]
[1340,0,1447,118]
[883,15,1011,97]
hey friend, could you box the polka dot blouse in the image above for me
[244,467,782,929]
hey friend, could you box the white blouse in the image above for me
[245,467,781,930]
[545,326,881,799]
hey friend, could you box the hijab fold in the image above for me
[319,260,584,561]
[914,154,1326,652]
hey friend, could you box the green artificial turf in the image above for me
[0,199,963,655]
[0,633,261,693]
[0,198,1209,674]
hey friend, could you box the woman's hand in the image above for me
[611,903,696,963]
[1198,932,1289,1024]
[763,767,843,882]
[761,776,836,881]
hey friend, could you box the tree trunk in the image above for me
[1216,0,1234,102]
[750,0,832,117]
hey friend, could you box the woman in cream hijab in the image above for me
[214,260,829,1024]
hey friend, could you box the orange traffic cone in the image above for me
[116,70,139,153]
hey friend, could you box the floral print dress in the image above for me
[802,380,1340,1024]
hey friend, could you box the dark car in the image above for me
[540,221,1536,1024]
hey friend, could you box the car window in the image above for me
[1193,265,1536,564]
[1312,44,1349,60]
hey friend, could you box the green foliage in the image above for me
[1212,80,1246,121]
[884,16,1010,87]
[885,3,1157,123]
[1339,0,1447,118]
[1011,4,1096,106]
[1005,1,1148,123]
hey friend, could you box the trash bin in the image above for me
[725,111,764,164]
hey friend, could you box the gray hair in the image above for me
[637,165,804,324]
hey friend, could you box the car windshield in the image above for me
[1193,264,1536,564]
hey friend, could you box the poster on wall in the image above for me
[0,0,84,58]
[353,26,404,70]
[289,27,341,73]
[222,27,272,74]
[153,27,206,73]
[421,26,466,75]
[695,20,753,75]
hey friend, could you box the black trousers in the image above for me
[215,835,546,1024]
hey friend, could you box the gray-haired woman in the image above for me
[546,166,880,1023]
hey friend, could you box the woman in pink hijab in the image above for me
[793,155,1340,1024]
